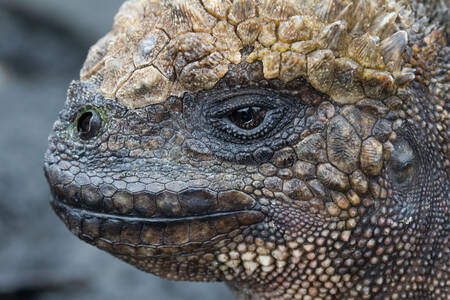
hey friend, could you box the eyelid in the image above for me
[207,95,276,118]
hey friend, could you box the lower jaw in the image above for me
[51,200,264,258]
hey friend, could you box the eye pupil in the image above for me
[230,106,266,130]
[238,107,254,123]
[77,110,101,140]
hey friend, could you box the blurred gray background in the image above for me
[0,1,232,299]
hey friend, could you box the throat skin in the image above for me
[44,0,449,299]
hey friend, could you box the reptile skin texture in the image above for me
[44,0,449,299]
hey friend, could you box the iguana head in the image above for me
[44,0,449,299]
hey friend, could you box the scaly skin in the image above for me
[44,0,449,299]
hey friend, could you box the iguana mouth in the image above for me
[52,200,263,226]
[45,161,262,218]
[51,200,264,257]
[46,162,265,254]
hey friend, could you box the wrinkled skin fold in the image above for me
[44,0,449,299]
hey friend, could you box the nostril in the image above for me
[77,110,102,140]
[77,111,93,132]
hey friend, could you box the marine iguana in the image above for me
[44,0,449,299]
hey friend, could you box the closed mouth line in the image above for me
[52,200,260,224]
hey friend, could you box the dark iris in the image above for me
[229,106,266,130]
[77,109,102,140]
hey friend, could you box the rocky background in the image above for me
[0,1,231,299]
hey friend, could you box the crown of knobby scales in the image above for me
[80,0,423,109]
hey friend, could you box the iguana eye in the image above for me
[229,106,267,130]
[207,97,284,141]
[76,109,102,140]
[198,89,301,145]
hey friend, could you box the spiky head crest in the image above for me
[80,0,448,109]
